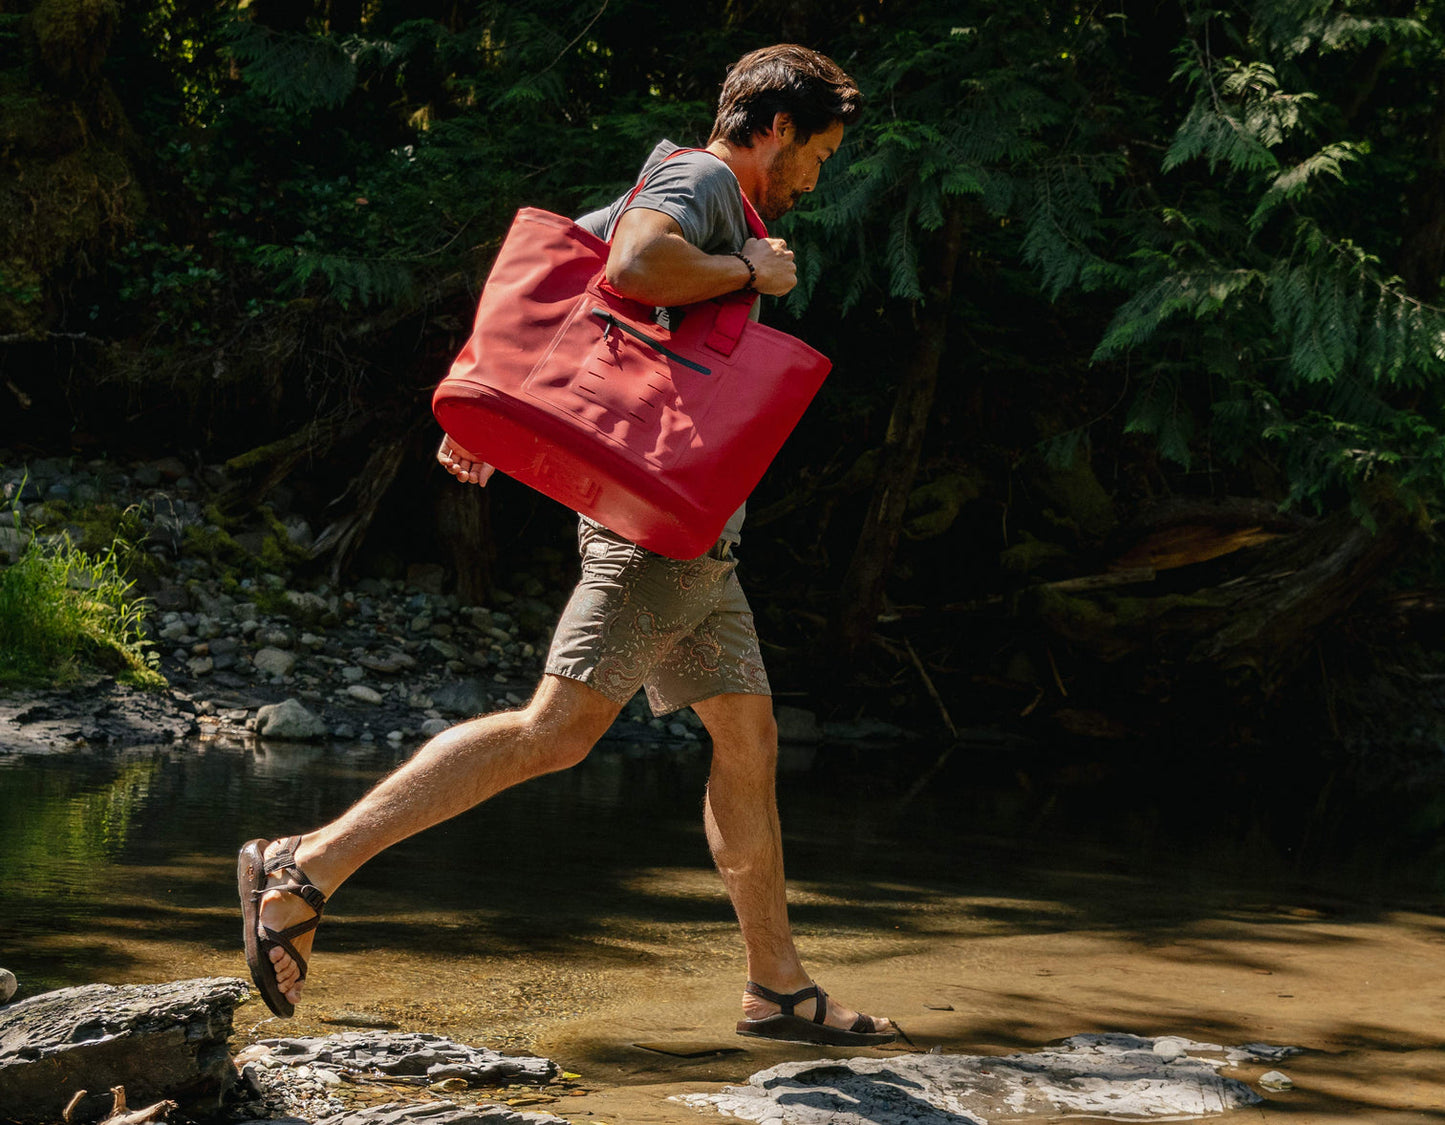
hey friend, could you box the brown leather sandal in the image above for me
[237,836,326,1018]
[736,981,898,1046]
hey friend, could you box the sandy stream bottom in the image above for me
[36,854,1445,1125]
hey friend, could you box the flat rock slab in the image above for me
[680,1033,1293,1124]
[0,976,250,1123]
[314,1100,568,1125]
[259,1031,558,1085]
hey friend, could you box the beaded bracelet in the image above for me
[731,250,757,292]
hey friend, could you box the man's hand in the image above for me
[437,435,495,487]
[742,236,797,297]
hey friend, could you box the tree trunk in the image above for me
[831,205,966,658]
[435,475,494,605]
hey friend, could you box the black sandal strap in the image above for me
[260,836,328,915]
[743,980,823,1018]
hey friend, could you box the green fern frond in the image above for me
[225,22,356,113]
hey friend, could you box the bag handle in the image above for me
[608,145,770,358]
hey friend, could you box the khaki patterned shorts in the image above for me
[544,519,771,715]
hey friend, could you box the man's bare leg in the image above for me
[692,692,893,1032]
[256,674,621,1005]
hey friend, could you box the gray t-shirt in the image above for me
[577,140,754,546]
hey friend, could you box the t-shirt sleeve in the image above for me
[619,154,745,254]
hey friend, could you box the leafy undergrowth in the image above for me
[0,524,163,690]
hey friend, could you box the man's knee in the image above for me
[519,677,618,771]
[706,702,778,764]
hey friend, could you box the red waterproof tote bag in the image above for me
[432,151,831,559]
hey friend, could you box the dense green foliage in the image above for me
[3,0,1444,727]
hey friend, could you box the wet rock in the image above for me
[0,526,26,562]
[420,718,450,738]
[257,628,294,649]
[680,1033,1267,1124]
[281,515,314,550]
[0,969,15,1003]
[1259,1070,1294,1091]
[209,637,241,672]
[346,684,384,705]
[254,648,297,678]
[0,976,249,1123]
[256,699,328,742]
[259,1031,557,1086]
[432,680,492,717]
[359,652,416,675]
[187,656,214,677]
[314,1101,568,1125]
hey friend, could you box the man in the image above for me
[239,43,893,1047]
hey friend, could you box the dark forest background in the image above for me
[5,0,1445,763]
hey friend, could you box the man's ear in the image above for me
[768,111,793,142]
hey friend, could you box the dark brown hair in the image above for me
[709,44,863,147]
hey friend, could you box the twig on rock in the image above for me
[63,1090,87,1124]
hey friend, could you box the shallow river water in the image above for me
[2,733,1443,1122]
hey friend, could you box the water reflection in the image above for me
[0,735,1442,998]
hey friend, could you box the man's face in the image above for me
[758,119,845,222]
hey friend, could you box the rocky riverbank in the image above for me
[0,453,712,752]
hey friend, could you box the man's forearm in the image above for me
[606,229,753,306]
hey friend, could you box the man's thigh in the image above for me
[544,521,764,711]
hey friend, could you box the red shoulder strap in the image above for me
[616,146,768,241]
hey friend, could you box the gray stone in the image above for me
[187,656,214,677]
[209,636,241,671]
[680,1034,1268,1124]
[281,515,314,549]
[256,699,329,742]
[359,651,416,675]
[1259,1070,1294,1091]
[420,718,450,738]
[0,977,249,1123]
[0,969,14,1003]
[775,705,821,744]
[432,679,492,717]
[254,647,297,678]
[259,1031,557,1086]
[346,684,384,705]
[285,590,331,622]
[0,526,25,562]
[315,1101,568,1125]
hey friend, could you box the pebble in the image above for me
[254,647,297,677]
[1259,1070,1294,1091]
[1153,1038,1188,1062]
[0,968,16,1003]
[347,685,384,705]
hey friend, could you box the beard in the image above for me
[758,143,805,221]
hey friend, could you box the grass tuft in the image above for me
[0,497,164,689]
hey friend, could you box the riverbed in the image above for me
[1,734,1442,1122]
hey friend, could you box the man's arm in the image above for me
[605,208,797,305]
